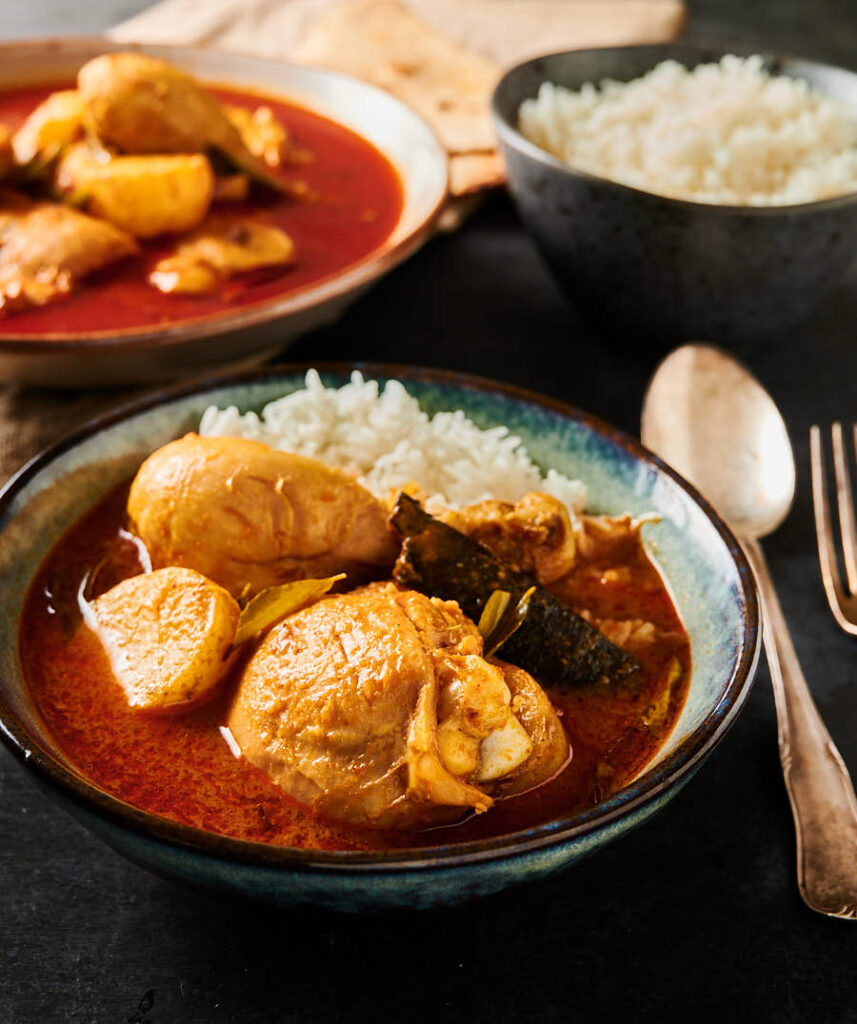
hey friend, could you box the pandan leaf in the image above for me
[231,574,345,650]
[481,586,536,658]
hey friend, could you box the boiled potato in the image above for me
[55,143,214,238]
[11,89,84,166]
[86,566,240,711]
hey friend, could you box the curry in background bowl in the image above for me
[0,365,759,910]
[0,39,447,387]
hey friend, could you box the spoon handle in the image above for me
[744,537,857,919]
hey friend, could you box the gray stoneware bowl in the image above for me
[0,364,760,911]
[0,38,447,388]
[493,43,857,344]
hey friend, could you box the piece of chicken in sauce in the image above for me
[441,491,578,584]
[0,189,138,315]
[127,434,399,599]
[224,104,311,169]
[227,582,569,829]
[77,53,293,196]
[10,88,84,168]
[148,216,296,295]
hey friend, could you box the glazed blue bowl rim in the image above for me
[492,41,857,216]
[0,362,761,873]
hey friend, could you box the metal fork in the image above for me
[810,422,857,634]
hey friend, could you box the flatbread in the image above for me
[294,0,500,155]
[114,0,686,199]
[449,151,506,196]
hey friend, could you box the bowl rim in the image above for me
[0,361,761,872]
[0,35,449,352]
[491,40,857,215]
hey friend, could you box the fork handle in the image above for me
[744,537,857,919]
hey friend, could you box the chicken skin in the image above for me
[127,434,398,599]
[227,583,568,829]
[441,492,577,583]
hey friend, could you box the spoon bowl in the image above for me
[641,344,796,537]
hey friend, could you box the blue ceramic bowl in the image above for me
[493,42,857,344]
[0,365,760,911]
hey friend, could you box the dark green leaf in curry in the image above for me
[391,492,638,688]
[478,586,535,658]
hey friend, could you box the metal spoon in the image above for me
[641,342,857,920]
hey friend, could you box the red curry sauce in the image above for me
[0,84,403,336]
[20,483,691,852]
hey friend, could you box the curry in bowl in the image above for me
[19,374,691,851]
[0,52,402,335]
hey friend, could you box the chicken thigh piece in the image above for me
[0,190,138,315]
[489,660,570,796]
[86,566,240,711]
[441,492,577,584]
[228,583,568,829]
[127,434,399,599]
[77,53,294,196]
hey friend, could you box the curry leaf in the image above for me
[478,589,511,640]
[481,586,536,658]
[232,574,345,650]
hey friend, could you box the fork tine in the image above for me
[831,422,857,594]
[810,425,857,634]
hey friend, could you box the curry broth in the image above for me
[0,84,403,335]
[20,483,691,851]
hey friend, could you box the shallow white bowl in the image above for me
[0,38,449,387]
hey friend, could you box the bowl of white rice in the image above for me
[492,43,857,343]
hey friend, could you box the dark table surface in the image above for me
[3,2,857,1022]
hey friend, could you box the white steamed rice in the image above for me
[199,370,587,516]
[518,54,857,206]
